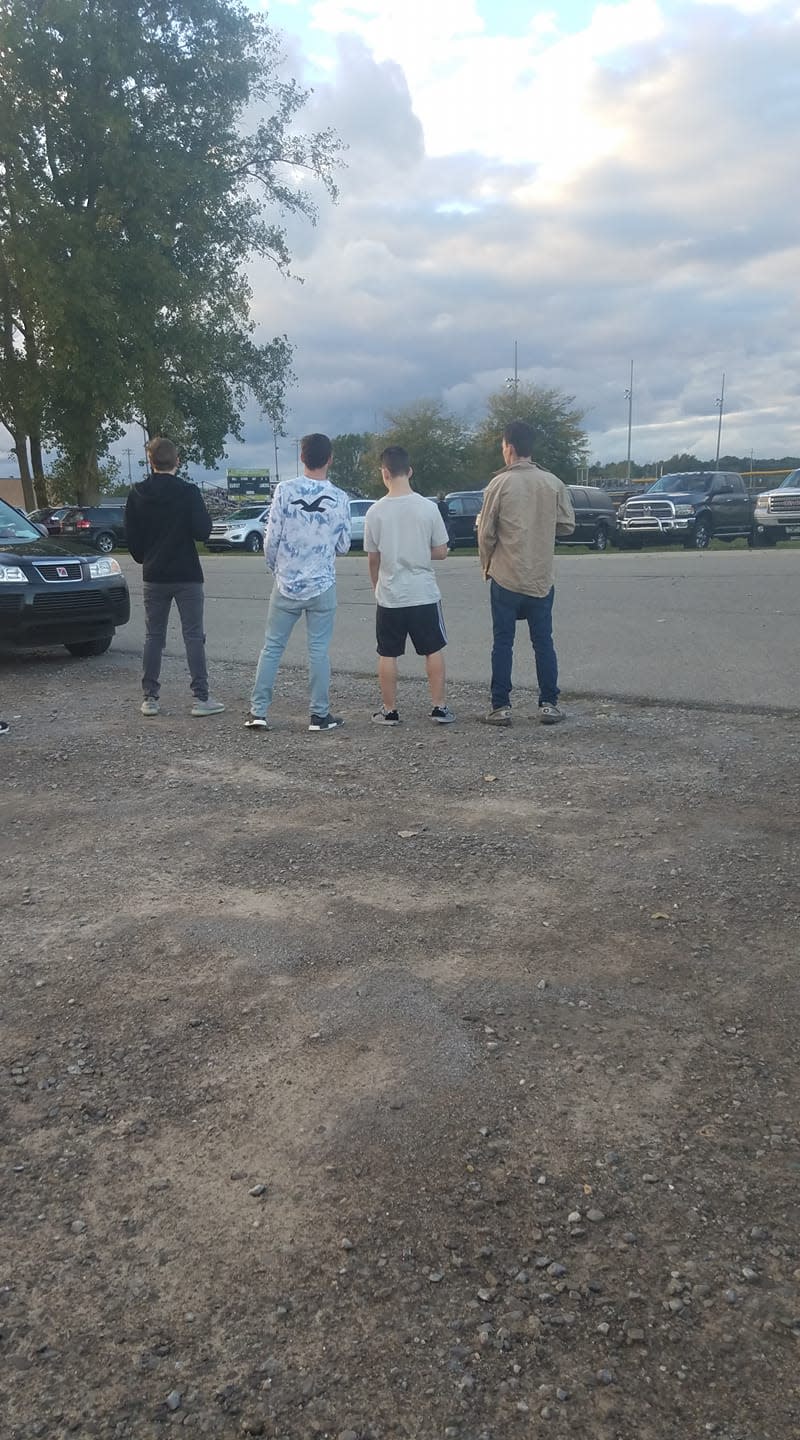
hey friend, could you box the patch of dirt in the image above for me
[2,650,799,1440]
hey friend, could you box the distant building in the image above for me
[0,477,25,508]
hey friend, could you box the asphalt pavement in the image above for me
[115,547,799,712]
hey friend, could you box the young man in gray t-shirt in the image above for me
[363,445,455,725]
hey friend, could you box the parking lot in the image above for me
[112,546,800,713]
[2,544,799,1440]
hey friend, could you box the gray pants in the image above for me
[142,581,208,702]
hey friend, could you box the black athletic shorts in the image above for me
[376,601,447,658]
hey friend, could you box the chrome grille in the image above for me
[769,494,800,513]
[625,500,674,519]
[33,561,83,583]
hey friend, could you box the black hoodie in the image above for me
[125,472,212,583]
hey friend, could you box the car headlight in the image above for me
[754,496,768,509]
[0,564,28,582]
[88,557,122,578]
[673,504,695,516]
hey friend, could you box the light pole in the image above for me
[624,360,634,483]
[714,372,725,467]
[505,340,519,402]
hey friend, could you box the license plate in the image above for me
[785,524,800,534]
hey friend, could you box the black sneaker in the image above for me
[244,714,269,730]
[372,708,401,725]
[308,713,344,731]
[430,705,456,724]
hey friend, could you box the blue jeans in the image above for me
[251,583,337,718]
[490,580,559,710]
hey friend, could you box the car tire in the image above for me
[65,636,113,657]
[94,531,115,554]
[751,528,778,548]
[244,531,263,553]
[687,517,712,549]
[593,523,609,552]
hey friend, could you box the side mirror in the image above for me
[35,522,49,537]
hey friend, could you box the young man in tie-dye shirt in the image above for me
[246,433,351,732]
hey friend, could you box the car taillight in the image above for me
[77,519,90,529]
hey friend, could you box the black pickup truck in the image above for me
[617,471,754,549]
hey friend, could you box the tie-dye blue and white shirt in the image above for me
[264,475,351,600]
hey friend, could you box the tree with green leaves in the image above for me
[376,401,470,497]
[329,432,375,495]
[0,0,341,505]
[466,383,589,484]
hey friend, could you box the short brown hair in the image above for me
[300,433,333,469]
[380,445,410,477]
[147,436,179,471]
[502,420,535,458]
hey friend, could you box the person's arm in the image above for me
[477,481,501,578]
[264,490,284,571]
[431,505,449,560]
[364,511,380,588]
[124,495,144,565]
[189,485,213,543]
[335,493,352,555]
[556,483,576,536]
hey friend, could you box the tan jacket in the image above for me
[477,459,575,597]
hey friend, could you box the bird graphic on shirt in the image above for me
[291,495,334,513]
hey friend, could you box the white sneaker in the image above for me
[191,698,225,717]
[141,698,160,716]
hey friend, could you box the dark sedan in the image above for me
[0,498,130,655]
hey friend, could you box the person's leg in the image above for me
[378,656,399,710]
[523,587,559,706]
[303,583,337,718]
[250,588,302,717]
[141,583,173,699]
[173,583,209,701]
[489,580,520,710]
[425,650,446,706]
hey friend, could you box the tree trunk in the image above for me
[29,434,48,506]
[73,444,101,506]
[12,433,37,511]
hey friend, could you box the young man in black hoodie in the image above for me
[125,437,224,717]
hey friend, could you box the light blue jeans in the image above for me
[250,583,337,718]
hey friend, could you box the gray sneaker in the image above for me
[430,705,456,724]
[483,706,512,726]
[539,702,565,725]
[141,697,160,717]
[191,698,225,717]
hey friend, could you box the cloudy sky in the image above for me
[140,0,800,478]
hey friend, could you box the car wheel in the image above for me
[751,529,777,548]
[94,531,115,554]
[593,523,609,552]
[244,531,263,553]
[65,636,113,657]
[687,517,712,549]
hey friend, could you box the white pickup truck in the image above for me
[752,469,800,546]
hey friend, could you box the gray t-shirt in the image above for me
[364,492,449,608]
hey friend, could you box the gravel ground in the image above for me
[2,648,799,1440]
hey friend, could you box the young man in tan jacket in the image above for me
[476,419,575,726]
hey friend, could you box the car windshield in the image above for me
[0,498,41,542]
[227,506,265,520]
[778,469,800,489]
[646,474,711,494]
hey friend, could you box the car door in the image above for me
[567,487,590,543]
[727,474,751,532]
[709,475,737,534]
[445,496,467,544]
[462,492,483,542]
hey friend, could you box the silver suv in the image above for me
[752,469,800,546]
[207,504,270,553]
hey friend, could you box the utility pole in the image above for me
[714,372,726,467]
[625,361,634,483]
[122,448,133,485]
